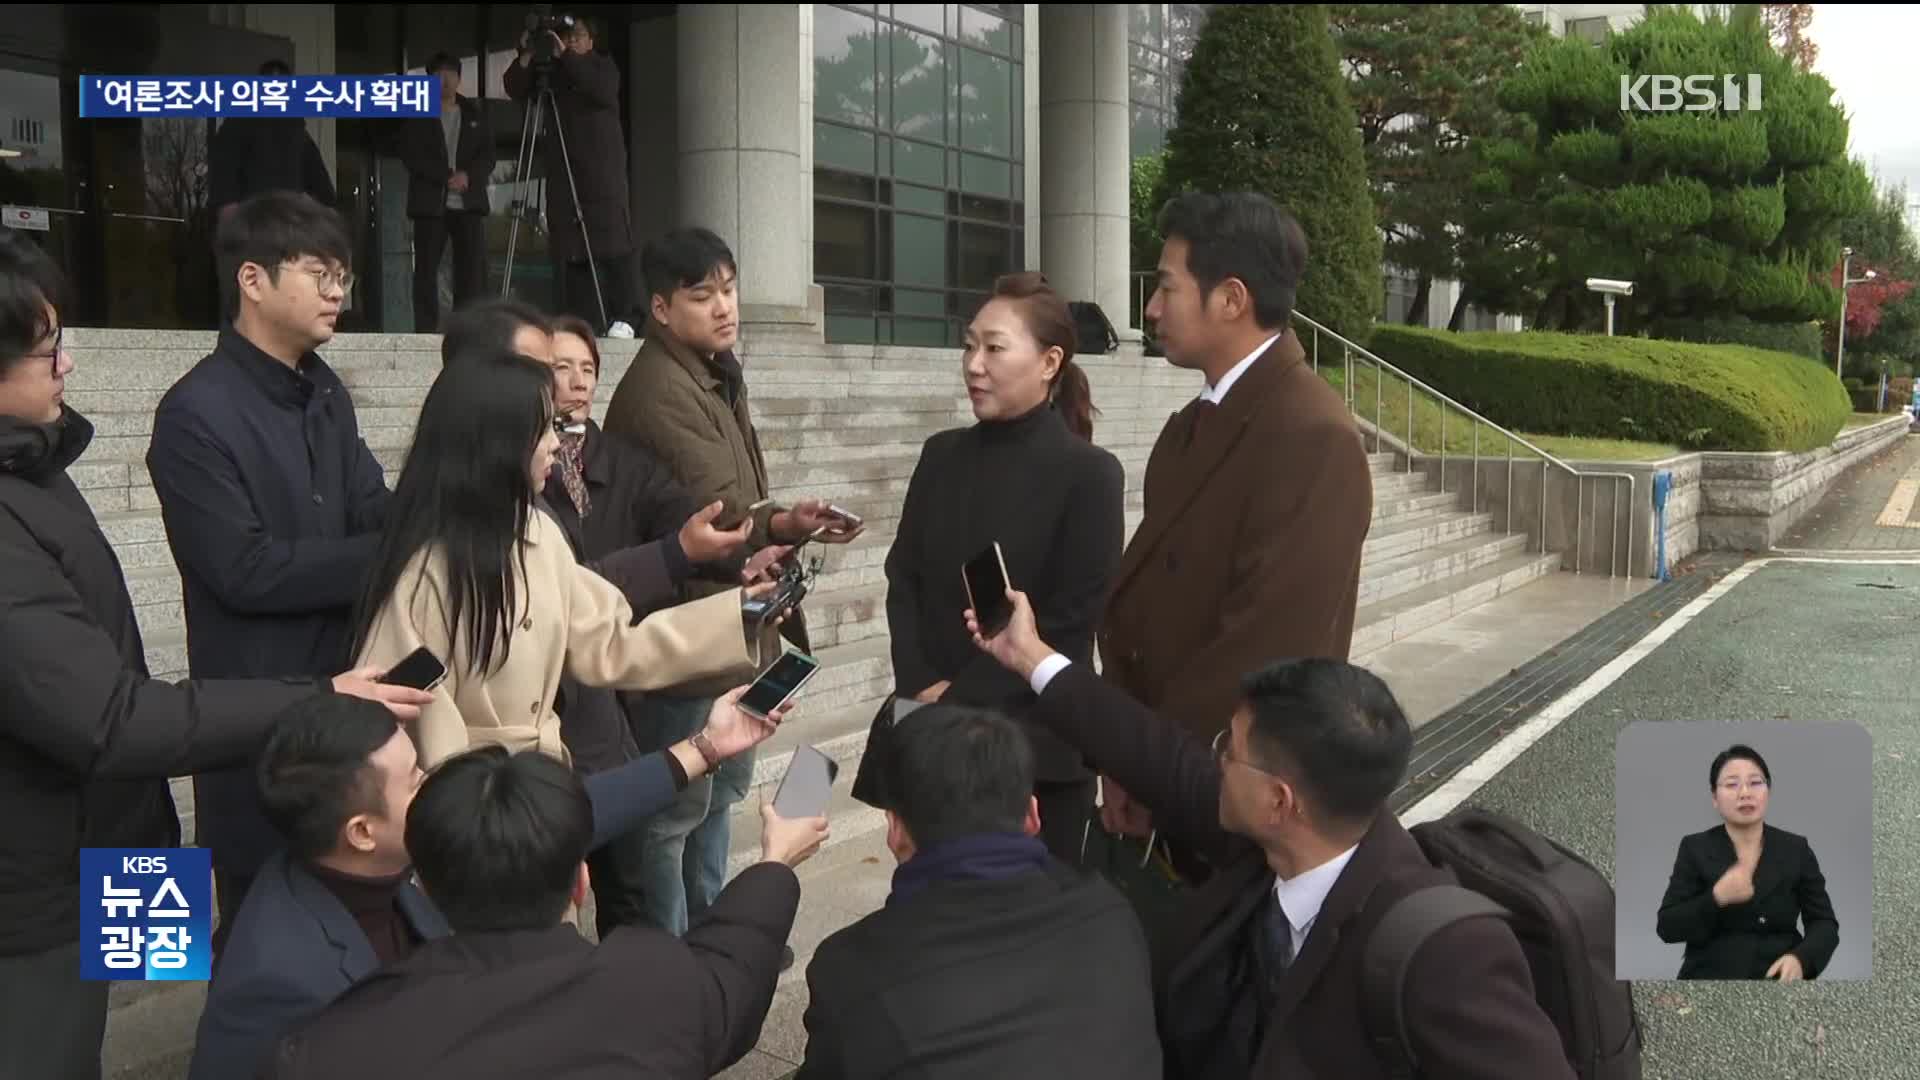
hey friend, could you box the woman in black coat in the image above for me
[1656,743,1840,980]
[876,271,1125,861]
[0,233,429,1080]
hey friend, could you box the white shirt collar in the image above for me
[1200,333,1281,405]
[1271,844,1359,955]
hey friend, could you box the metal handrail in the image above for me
[1291,311,1635,579]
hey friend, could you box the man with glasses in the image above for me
[148,191,394,959]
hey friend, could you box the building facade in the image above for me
[1,3,1219,344]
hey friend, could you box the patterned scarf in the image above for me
[557,432,590,519]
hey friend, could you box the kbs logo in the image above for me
[1619,74,1764,113]
[81,848,212,981]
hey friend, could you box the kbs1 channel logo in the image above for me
[1620,73,1764,113]
[81,849,213,981]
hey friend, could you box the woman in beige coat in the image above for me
[351,346,763,769]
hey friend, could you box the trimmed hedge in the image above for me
[1646,315,1824,363]
[1371,326,1850,452]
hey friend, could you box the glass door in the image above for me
[0,63,96,321]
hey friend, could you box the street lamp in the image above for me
[1836,246,1878,378]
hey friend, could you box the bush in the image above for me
[1371,326,1850,452]
[1159,4,1382,342]
[1646,314,1824,362]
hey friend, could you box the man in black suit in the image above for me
[400,52,496,331]
[191,683,788,1079]
[797,704,1161,1080]
[265,742,826,1079]
[966,591,1573,1080]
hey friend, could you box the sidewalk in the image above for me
[1778,432,1920,551]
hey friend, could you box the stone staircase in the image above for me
[60,328,1563,842]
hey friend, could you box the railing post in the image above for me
[1373,359,1382,455]
[1439,405,1448,494]
[1472,423,1480,514]
[1505,437,1513,534]
[1406,380,1414,474]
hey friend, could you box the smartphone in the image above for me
[773,744,839,819]
[379,646,446,692]
[825,504,864,530]
[717,497,775,532]
[740,649,823,719]
[962,542,1014,636]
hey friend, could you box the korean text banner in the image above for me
[78,76,438,119]
[81,848,213,981]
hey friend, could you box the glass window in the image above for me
[959,47,1012,155]
[960,153,1010,197]
[893,4,945,35]
[956,222,1010,290]
[816,122,877,173]
[893,212,947,287]
[816,203,879,280]
[816,6,879,125]
[895,287,945,316]
[894,138,945,185]
[896,183,945,214]
[892,28,945,140]
[958,6,1016,56]
[894,316,948,346]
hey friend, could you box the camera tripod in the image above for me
[501,65,609,330]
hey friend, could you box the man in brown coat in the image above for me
[1100,192,1373,848]
[601,227,862,940]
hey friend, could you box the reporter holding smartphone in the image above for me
[877,271,1124,860]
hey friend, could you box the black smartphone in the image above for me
[740,650,822,719]
[962,542,1014,636]
[773,744,839,818]
[379,646,446,692]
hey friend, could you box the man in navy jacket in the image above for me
[147,192,390,950]
[190,685,788,1079]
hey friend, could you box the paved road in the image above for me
[1781,434,1920,551]
[1455,558,1919,1079]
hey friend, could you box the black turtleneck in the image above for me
[882,399,1126,781]
[305,861,421,967]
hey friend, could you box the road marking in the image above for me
[1399,557,1920,827]
[1874,462,1920,527]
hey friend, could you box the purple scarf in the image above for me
[887,832,1053,907]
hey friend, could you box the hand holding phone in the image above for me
[740,650,823,718]
[377,646,447,693]
[962,542,1014,636]
[772,743,839,819]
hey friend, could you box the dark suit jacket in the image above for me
[1100,330,1373,742]
[265,862,800,1080]
[1034,663,1573,1080]
[884,404,1125,780]
[398,95,495,218]
[796,860,1161,1080]
[187,851,450,1080]
[187,754,684,1079]
[1656,823,1840,980]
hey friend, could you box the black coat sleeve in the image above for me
[554,50,621,110]
[147,399,378,615]
[459,100,496,180]
[398,117,446,184]
[208,121,245,212]
[583,751,681,850]
[884,438,943,698]
[1034,662,1235,862]
[1655,836,1721,946]
[681,862,803,1076]
[585,541,681,622]
[1790,840,1840,977]
[300,134,336,208]
[0,515,322,780]
[947,448,1125,703]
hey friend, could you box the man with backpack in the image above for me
[966,589,1608,1080]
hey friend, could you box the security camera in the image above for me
[1585,278,1634,297]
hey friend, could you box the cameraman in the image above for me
[504,14,633,333]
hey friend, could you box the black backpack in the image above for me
[1360,807,1642,1080]
[1069,301,1120,355]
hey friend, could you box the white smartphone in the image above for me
[739,650,822,719]
[773,744,839,818]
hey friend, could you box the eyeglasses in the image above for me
[19,326,63,372]
[282,264,356,294]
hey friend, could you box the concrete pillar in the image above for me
[1022,4,1041,272]
[1038,4,1133,338]
[676,3,819,341]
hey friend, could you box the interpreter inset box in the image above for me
[1614,721,1871,982]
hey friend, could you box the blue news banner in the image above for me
[81,848,213,981]
[79,75,438,119]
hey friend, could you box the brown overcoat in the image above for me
[1099,329,1373,741]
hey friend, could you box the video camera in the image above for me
[523,5,578,67]
[743,552,822,628]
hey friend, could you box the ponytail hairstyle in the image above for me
[988,271,1098,441]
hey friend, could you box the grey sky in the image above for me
[1813,4,1920,202]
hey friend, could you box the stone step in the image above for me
[1351,553,1565,657]
[1363,509,1496,564]
[1356,530,1533,610]
[790,636,893,715]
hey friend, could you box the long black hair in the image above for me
[352,346,555,676]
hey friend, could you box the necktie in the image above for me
[1187,399,1219,448]
[557,433,590,519]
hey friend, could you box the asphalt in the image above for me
[1781,434,1920,551]
[1455,558,1920,1080]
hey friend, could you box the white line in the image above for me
[1399,555,1920,826]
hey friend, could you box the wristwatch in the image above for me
[690,730,723,770]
